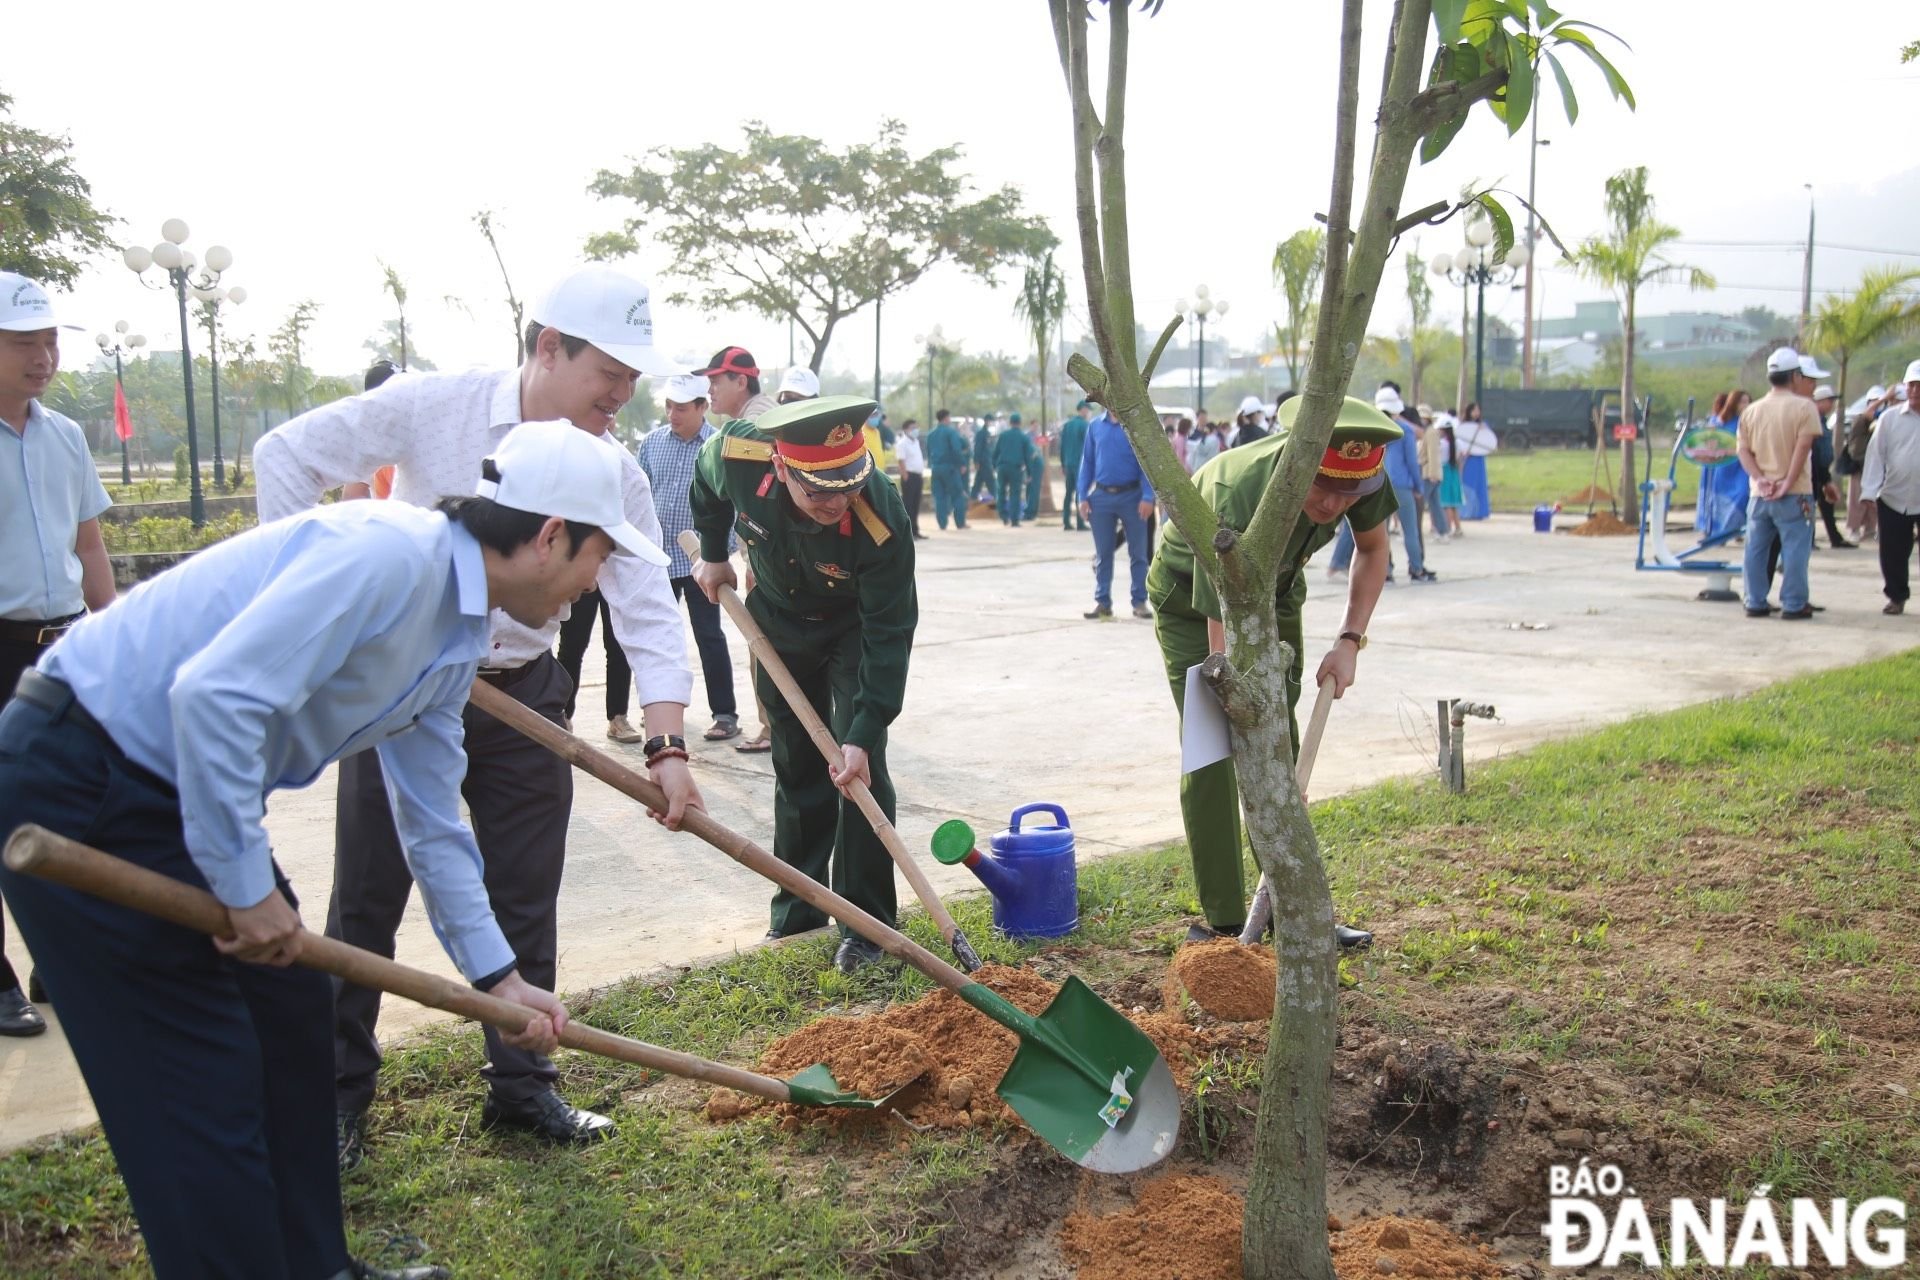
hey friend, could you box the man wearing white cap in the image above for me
[1803,361,1853,550]
[640,373,741,737]
[1737,347,1827,619]
[0,270,118,1037]
[776,365,820,405]
[0,420,655,1279]
[1839,384,1888,541]
[254,265,698,1157]
[1860,360,1920,615]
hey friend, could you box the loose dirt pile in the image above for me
[1559,483,1613,505]
[1166,939,1276,1022]
[1057,1176,1504,1280]
[1330,1214,1505,1279]
[1059,1174,1242,1280]
[1565,512,1636,536]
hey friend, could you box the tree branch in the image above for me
[1141,315,1183,382]
[1051,0,1115,364]
[1407,68,1508,137]
[1098,0,1140,372]
[1390,200,1451,237]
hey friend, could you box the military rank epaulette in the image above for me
[851,495,891,546]
[721,435,774,463]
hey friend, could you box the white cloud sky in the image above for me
[15,0,1919,389]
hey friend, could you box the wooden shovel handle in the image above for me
[672,530,965,945]
[1,823,797,1103]
[465,680,972,995]
[1237,676,1338,947]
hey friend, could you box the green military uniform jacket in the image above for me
[992,426,1038,470]
[688,420,918,751]
[925,422,969,472]
[1059,414,1089,476]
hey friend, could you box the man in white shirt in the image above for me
[896,418,929,540]
[0,420,652,1280]
[1861,362,1920,615]
[0,271,117,1037]
[254,266,697,1161]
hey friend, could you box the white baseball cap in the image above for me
[529,267,684,377]
[1373,386,1406,415]
[777,366,821,399]
[662,373,710,405]
[1798,353,1832,380]
[1812,384,1835,400]
[1238,394,1265,416]
[476,420,668,565]
[1765,346,1802,375]
[0,272,81,332]
[1904,359,1920,385]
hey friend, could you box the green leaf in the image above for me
[1527,0,1564,26]
[1432,0,1468,45]
[1560,37,1636,109]
[1452,39,1484,81]
[1549,18,1633,52]
[1420,109,1470,165]
[1502,37,1535,134]
[1542,50,1579,124]
[1475,195,1516,260]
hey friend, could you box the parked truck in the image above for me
[1478,389,1625,450]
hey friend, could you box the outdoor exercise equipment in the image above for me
[469,679,1180,1174]
[930,804,1080,940]
[1635,395,1742,601]
[675,531,983,974]
[1,825,912,1111]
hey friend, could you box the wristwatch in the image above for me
[1337,630,1368,651]
[641,734,688,757]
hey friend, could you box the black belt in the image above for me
[1096,483,1140,494]
[14,668,110,741]
[475,661,539,689]
[0,613,84,647]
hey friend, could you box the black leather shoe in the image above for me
[1083,604,1113,620]
[482,1088,615,1143]
[337,1108,367,1174]
[1336,924,1374,950]
[27,971,47,1003]
[1780,606,1815,621]
[346,1258,451,1280]
[0,986,46,1037]
[833,935,888,974]
[1745,607,1771,618]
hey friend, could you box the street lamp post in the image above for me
[1521,130,1551,387]
[93,323,147,485]
[913,324,948,427]
[1174,286,1230,418]
[194,284,247,489]
[1432,218,1528,413]
[120,221,234,527]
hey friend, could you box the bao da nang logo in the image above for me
[1543,1161,1907,1269]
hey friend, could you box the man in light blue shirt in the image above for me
[1076,406,1158,618]
[0,270,117,1037]
[0,420,664,1280]
[1328,383,1435,583]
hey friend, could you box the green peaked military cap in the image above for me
[1276,394,1403,494]
[757,393,878,491]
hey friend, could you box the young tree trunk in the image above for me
[1619,287,1639,523]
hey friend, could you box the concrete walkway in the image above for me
[4,508,1912,1150]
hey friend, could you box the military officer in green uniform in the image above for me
[993,412,1038,526]
[1149,395,1398,946]
[1059,400,1091,531]
[688,395,918,973]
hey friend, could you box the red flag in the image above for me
[113,381,132,442]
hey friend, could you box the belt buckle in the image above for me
[36,622,71,646]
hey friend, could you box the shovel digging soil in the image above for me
[469,679,1180,1174]
[0,825,909,1112]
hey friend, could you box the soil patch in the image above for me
[1564,512,1635,536]
[1058,1173,1243,1280]
[1166,939,1276,1022]
[1559,483,1613,505]
[1330,1214,1505,1279]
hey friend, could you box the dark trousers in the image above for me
[753,599,899,938]
[555,589,629,721]
[997,465,1026,524]
[931,466,968,528]
[1062,462,1086,528]
[670,576,738,717]
[0,637,53,991]
[0,695,349,1279]
[901,470,925,534]
[329,653,573,1112]
[1878,499,1920,604]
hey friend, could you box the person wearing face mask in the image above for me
[688,396,918,974]
[1147,395,1394,949]
[253,266,699,1162]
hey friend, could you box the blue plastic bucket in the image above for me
[986,803,1080,939]
[1533,504,1554,533]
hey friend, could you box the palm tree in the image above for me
[1572,167,1714,523]
[1014,251,1068,513]
[1805,265,1920,422]
[1272,228,1325,394]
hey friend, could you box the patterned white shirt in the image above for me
[252,367,691,706]
[637,423,716,579]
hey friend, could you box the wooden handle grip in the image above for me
[1,823,795,1103]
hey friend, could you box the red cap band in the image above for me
[1318,440,1386,480]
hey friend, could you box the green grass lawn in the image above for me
[1485,437,1699,514]
[5,653,1917,1277]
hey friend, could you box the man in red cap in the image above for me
[697,346,777,425]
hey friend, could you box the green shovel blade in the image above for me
[966,976,1180,1173]
[782,1062,916,1110]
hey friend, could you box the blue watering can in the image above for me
[931,804,1079,939]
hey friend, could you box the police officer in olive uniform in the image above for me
[688,395,918,973]
[1150,395,1399,947]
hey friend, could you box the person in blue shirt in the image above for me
[993,412,1038,525]
[924,409,970,529]
[0,421,667,1280]
[1328,383,1435,582]
[1076,405,1158,618]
